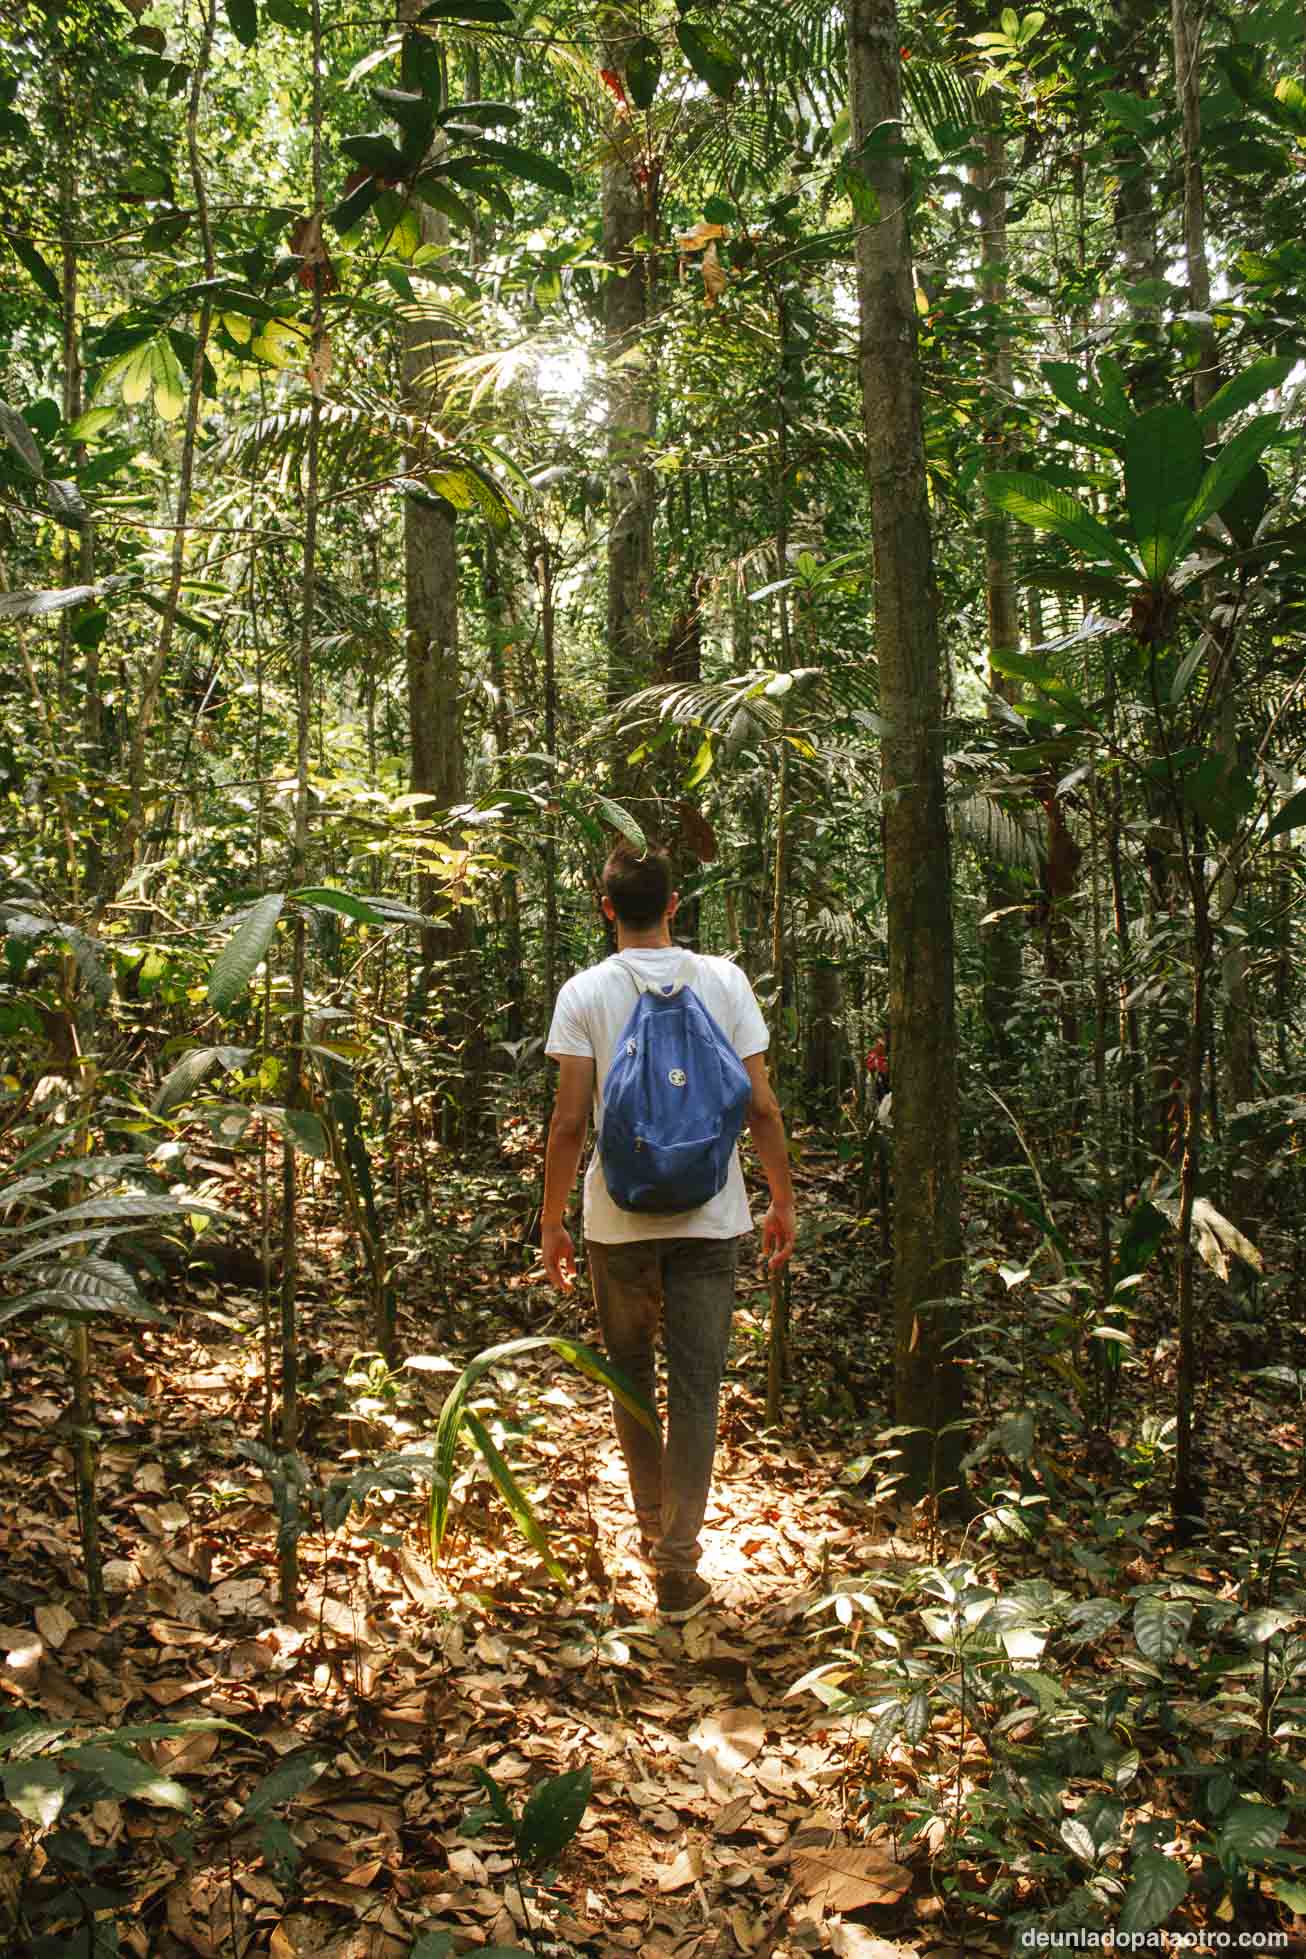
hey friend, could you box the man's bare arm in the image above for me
[541,1055,595,1288]
[744,1052,796,1269]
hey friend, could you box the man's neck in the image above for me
[615,925,674,952]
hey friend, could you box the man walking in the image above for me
[542,843,796,1618]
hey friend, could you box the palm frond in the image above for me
[951,793,1044,873]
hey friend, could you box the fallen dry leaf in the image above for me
[34,1603,75,1650]
[687,1704,766,1773]
[829,1924,914,1959]
[658,1844,705,1893]
[731,1904,767,1950]
[791,1845,911,1913]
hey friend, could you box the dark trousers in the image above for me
[587,1235,739,1575]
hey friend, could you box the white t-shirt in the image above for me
[546,947,770,1244]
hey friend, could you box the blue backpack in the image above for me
[599,956,753,1214]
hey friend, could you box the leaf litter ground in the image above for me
[1,1148,1304,1958]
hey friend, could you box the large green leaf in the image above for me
[1119,1849,1188,1934]
[63,1745,191,1811]
[224,0,258,45]
[1041,360,1130,435]
[153,1045,251,1117]
[1267,787,1306,841]
[470,139,574,196]
[982,474,1138,576]
[1217,1799,1287,1859]
[290,886,389,925]
[0,582,98,619]
[1,1758,66,1826]
[328,176,382,235]
[625,35,662,109]
[207,893,285,1011]
[412,173,479,230]
[1196,355,1293,428]
[1181,754,1256,842]
[991,647,1091,720]
[1133,1594,1190,1663]
[514,1766,592,1868]
[339,132,410,179]
[8,235,61,305]
[1125,403,1205,583]
[462,1409,566,1582]
[1175,413,1280,556]
[676,20,741,97]
[595,796,648,851]
[238,1750,328,1821]
[0,401,43,475]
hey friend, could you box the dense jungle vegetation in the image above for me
[3,0,1306,1951]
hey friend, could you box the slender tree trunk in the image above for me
[973,114,1024,1063]
[1173,0,1254,1120]
[847,0,964,1501]
[95,1,216,914]
[537,536,560,1013]
[280,0,327,1613]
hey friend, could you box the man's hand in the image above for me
[542,1220,577,1292]
[761,1200,796,1272]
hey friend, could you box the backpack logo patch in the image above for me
[668,1068,687,1086]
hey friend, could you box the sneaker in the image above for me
[655,1571,712,1621]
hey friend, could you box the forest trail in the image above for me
[0,1226,969,1959]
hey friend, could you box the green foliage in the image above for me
[427,1335,656,1576]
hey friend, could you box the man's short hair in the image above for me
[603,842,673,928]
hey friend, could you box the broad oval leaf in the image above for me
[902,1686,931,1743]
[676,19,741,98]
[63,1745,191,1812]
[594,796,647,852]
[207,893,285,1011]
[153,1045,251,1117]
[224,0,258,45]
[1,1758,66,1826]
[625,34,662,109]
[1133,1594,1189,1664]
[1216,1798,1287,1859]
[338,132,409,179]
[1125,403,1204,584]
[514,1766,592,1868]
[1119,1848,1188,1934]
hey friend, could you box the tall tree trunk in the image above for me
[847,0,964,1501]
[602,98,658,787]
[401,18,478,1133]
[483,528,525,1039]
